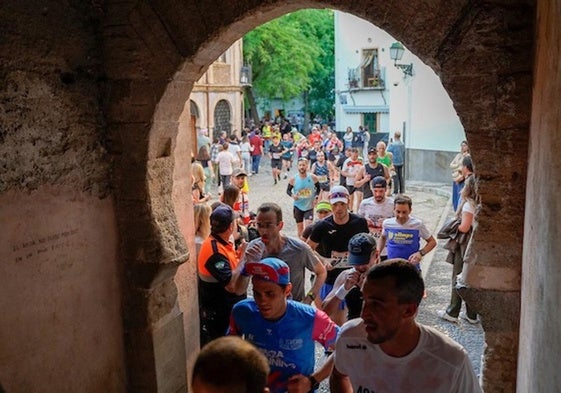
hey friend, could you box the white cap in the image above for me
[329,185,350,205]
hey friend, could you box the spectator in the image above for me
[194,203,212,259]
[239,135,253,175]
[330,259,482,393]
[191,336,269,393]
[198,205,248,346]
[450,140,470,211]
[217,142,235,189]
[192,162,211,204]
[343,127,354,150]
[387,130,405,194]
[249,129,264,175]
[196,144,214,195]
[438,171,479,324]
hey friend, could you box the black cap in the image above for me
[348,233,377,265]
[368,146,377,153]
[210,205,235,233]
[370,176,387,189]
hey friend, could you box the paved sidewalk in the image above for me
[208,160,484,386]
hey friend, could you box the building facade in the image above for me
[334,11,466,181]
[189,39,245,149]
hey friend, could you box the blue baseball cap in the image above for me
[243,257,290,285]
[347,233,376,265]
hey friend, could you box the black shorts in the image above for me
[319,182,330,191]
[271,159,282,170]
[346,185,356,195]
[293,206,314,223]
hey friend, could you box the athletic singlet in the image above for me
[293,174,315,212]
[312,162,330,187]
[362,163,386,198]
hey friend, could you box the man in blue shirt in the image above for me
[228,257,340,393]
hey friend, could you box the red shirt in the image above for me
[249,134,263,156]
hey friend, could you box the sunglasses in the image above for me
[329,192,349,199]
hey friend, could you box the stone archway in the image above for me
[6,0,561,392]
[102,2,532,391]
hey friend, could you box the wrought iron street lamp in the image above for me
[389,42,413,77]
[240,65,252,86]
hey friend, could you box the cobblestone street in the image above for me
[209,158,484,390]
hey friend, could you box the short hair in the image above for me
[365,259,425,306]
[192,336,269,393]
[393,194,412,209]
[257,202,283,223]
[462,155,474,173]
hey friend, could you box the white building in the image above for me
[334,11,466,182]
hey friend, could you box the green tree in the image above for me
[243,9,334,124]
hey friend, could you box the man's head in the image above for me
[350,148,359,159]
[393,131,401,140]
[329,185,350,221]
[192,336,270,393]
[232,168,248,188]
[393,195,412,225]
[255,203,284,243]
[370,176,387,202]
[360,259,425,345]
[376,141,387,155]
[461,155,474,176]
[297,157,309,174]
[316,151,325,163]
[210,205,235,235]
[367,146,378,164]
[348,233,377,272]
[244,257,292,320]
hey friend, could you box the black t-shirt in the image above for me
[269,144,284,160]
[362,163,386,198]
[309,213,369,284]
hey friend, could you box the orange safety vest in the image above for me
[197,234,239,282]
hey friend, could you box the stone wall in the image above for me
[0,2,125,391]
[518,0,561,391]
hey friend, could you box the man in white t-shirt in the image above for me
[330,259,483,393]
[357,176,394,260]
[376,194,436,270]
[217,142,235,188]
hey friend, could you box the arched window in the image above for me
[214,100,231,137]
[190,100,199,118]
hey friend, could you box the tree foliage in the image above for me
[243,9,334,119]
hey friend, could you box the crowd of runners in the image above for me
[191,121,481,393]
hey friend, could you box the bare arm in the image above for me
[330,365,353,393]
[458,210,474,233]
[308,259,326,307]
[322,271,348,319]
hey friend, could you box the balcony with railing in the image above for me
[347,67,386,90]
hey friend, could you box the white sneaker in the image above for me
[437,310,459,323]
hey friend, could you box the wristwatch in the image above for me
[306,291,316,301]
[307,375,320,392]
[419,249,426,256]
